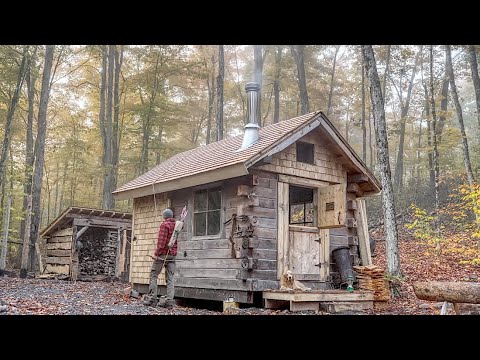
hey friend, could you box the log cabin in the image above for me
[39,207,132,282]
[113,83,382,311]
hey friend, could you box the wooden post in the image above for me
[115,227,122,278]
[20,195,32,279]
[0,194,12,275]
[356,199,372,265]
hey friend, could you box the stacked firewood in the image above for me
[79,229,117,277]
[102,231,118,277]
[353,265,390,301]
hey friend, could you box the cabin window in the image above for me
[296,141,314,164]
[289,185,315,226]
[193,187,222,236]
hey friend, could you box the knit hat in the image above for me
[162,208,173,219]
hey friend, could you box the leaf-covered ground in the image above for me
[370,227,480,315]
[2,229,480,315]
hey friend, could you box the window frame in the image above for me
[296,141,315,165]
[191,185,223,239]
[288,184,317,227]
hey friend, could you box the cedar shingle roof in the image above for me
[113,111,381,199]
[114,111,319,194]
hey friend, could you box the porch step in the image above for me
[263,290,374,313]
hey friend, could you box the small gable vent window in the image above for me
[296,141,314,164]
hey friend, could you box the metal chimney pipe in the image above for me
[239,82,260,150]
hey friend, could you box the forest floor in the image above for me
[1,229,480,315]
[369,227,480,315]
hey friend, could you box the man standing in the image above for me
[143,208,177,308]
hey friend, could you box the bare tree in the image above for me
[273,46,282,123]
[23,45,55,278]
[429,45,440,236]
[361,59,366,163]
[392,46,422,192]
[0,46,28,190]
[290,45,310,114]
[445,45,475,185]
[327,45,340,117]
[20,47,37,240]
[468,45,480,131]
[216,45,224,141]
[362,45,400,277]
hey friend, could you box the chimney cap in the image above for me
[245,82,260,92]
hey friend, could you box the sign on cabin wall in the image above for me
[318,184,346,229]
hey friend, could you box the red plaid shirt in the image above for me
[154,218,177,257]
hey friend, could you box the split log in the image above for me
[413,281,480,304]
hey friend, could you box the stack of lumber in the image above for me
[353,265,390,301]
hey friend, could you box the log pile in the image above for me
[353,265,390,301]
[79,228,118,277]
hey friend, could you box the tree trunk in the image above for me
[0,194,11,275]
[206,54,215,144]
[216,45,224,141]
[394,46,422,192]
[361,60,367,162]
[111,45,123,206]
[429,46,440,236]
[423,83,435,189]
[445,45,475,185]
[28,45,54,273]
[369,110,374,169]
[413,281,480,304]
[291,45,310,114]
[273,46,282,123]
[20,48,37,240]
[102,45,115,209]
[327,45,340,117]
[382,45,391,99]
[468,45,480,130]
[0,47,28,190]
[436,78,449,142]
[254,45,263,125]
[362,45,400,277]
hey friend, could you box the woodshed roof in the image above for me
[40,207,132,237]
[113,111,381,200]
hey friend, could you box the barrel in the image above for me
[332,246,354,284]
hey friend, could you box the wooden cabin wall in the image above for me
[171,174,279,298]
[130,193,170,286]
[255,131,347,184]
[44,227,73,274]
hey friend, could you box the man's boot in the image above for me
[142,294,158,307]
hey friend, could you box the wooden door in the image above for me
[288,226,320,281]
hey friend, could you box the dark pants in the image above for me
[148,255,176,300]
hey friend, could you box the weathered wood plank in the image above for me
[277,181,289,280]
[318,184,346,229]
[252,249,277,260]
[51,227,73,237]
[45,264,69,275]
[179,239,231,250]
[238,269,277,280]
[174,287,253,303]
[256,259,277,271]
[278,174,329,188]
[356,199,372,266]
[46,242,71,250]
[176,268,239,279]
[46,256,70,265]
[175,258,243,269]
[249,239,277,250]
[179,249,232,259]
[255,227,276,239]
[46,249,71,257]
[48,235,73,243]
[226,207,276,219]
[263,290,374,302]
[174,277,256,291]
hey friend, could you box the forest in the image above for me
[0,45,479,315]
